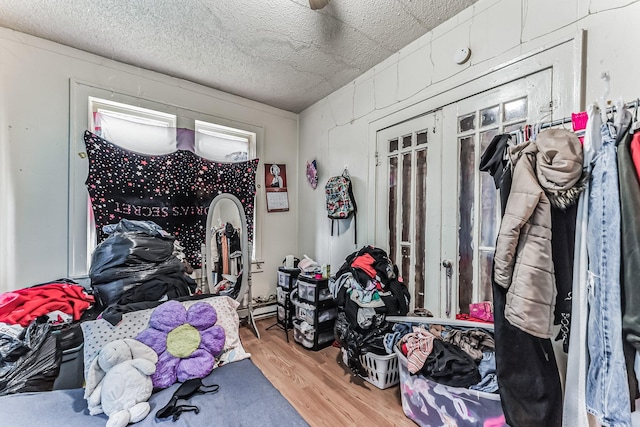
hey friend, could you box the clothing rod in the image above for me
[510,99,640,135]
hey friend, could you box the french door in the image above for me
[376,69,552,317]
[375,111,443,312]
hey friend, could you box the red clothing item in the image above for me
[455,313,493,324]
[0,283,94,326]
[351,253,377,278]
[630,132,640,183]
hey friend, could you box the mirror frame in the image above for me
[205,193,250,304]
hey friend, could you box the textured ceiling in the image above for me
[0,0,477,113]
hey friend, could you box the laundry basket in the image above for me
[342,349,400,389]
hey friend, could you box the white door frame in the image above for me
[375,111,442,311]
[366,31,585,244]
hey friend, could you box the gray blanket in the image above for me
[0,359,308,427]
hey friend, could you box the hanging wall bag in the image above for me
[325,169,357,244]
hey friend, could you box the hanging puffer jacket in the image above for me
[494,129,584,339]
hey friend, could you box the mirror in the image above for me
[205,193,259,338]
[205,194,249,303]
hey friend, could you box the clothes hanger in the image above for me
[533,122,541,140]
[599,72,611,123]
[631,99,640,134]
[614,97,626,130]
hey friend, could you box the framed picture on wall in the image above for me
[265,163,289,212]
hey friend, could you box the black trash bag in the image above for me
[334,312,392,378]
[335,312,367,377]
[101,218,167,237]
[90,233,176,281]
[0,317,61,396]
[91,257,184,308]
[89,219,183,307]
[0,327,29,368]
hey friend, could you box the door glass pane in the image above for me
[417,131,428,146]
[480,128,499,150]
[388,156,398,262]
[481,174,498,247]
[458,136,475,314]
[389,138,398,153]
[401,245,411,283]
[458,114,475,132]
[480,251,494,302]
[480,129,499,247]
[402,153,412,242]
[402,135,412,149]
[504,121,525,133]
[480,105,499,127]
[415,149,427,308]
[504,97,527,122]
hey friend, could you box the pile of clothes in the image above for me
[387,322,498,392]
[0,279,94,395]
[330,246,410,377]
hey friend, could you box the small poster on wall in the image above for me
[265,163,289,212]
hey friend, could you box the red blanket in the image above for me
[0,283,94,326]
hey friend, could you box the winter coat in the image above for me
[494,129,584,339]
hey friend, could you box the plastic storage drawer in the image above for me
[277,286,288,305]
[295,303,337,326]
[277,268,299,290]
[293,320,334,351]
[298,280,332,304]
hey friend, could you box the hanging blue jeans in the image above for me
[585,122,631,426]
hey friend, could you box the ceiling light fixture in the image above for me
[309,0,330,10]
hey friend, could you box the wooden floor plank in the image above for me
[240,318,416,427]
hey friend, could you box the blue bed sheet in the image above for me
[0,359,308,427]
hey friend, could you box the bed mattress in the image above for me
[0,359,308,427]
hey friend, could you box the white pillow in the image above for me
[81,296,250,379]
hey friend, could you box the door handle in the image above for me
[442,260,453,317]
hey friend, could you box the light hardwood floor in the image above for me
[239,317,416,427]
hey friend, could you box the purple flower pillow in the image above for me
[136,300,226,389]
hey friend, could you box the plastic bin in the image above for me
[295,303,337,326]
[394,338,505,426]
[277,268,299,290]
[298,280,332,304]
[277,286,287,305]
[293,319,334,351]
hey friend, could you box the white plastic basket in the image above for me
[342,349,400,389]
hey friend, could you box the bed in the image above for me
[0,296,309,427]
[0,358,307,427]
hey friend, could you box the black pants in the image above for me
[493,282,562,427]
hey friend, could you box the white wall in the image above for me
[0,27,299,298]
[298,0,640,270]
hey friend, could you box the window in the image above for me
[195,120,255,162]
[80,96,259,275]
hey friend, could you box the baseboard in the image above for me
[253,304,277,320]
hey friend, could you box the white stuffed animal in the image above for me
[84,338,158,427]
